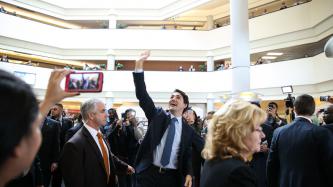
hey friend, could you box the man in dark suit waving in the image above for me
[61,99,134,187]
[133,51,194,187]
[267,94,333,187]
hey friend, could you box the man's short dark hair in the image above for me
[124,108,136,120]
[174,89,189,109]
[294,94,315,116]
[55,103,63,109]
[0,69,38,167]
[268,101,278,109]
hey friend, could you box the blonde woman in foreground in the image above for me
[200,99,266,187]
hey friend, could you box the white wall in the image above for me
[1,53,333,100]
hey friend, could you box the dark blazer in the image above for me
[38,117,60,186]
[58,117,74,150]
[5,156,43,187]
[323,124,333,133]
[133,72,194,177]
[191,131,205,187]
[250,123,273,187]
[60,126,129,187]
[39,117,60,167]
[200,158,257,187]
[267,117,333,187]
[65,122,83,142]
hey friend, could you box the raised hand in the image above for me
[39,69,79,117]
[135,50,150,70]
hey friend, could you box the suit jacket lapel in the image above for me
[82,126,107,175]
[180,120,189,149]
[162,114,172,133]
[103,136,116,172]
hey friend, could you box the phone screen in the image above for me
[65,72,103,92]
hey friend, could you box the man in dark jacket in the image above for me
[61,99,134,187]
[323,105,333,133]
[133,51,194,187]
[49,103,73,187]
[38,117,60,187]
[267,94,333,187]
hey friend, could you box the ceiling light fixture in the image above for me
[266,52,283,56]
[262,56,277,59]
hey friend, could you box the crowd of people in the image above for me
[1,50,333,187]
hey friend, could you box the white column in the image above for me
[108,14,117,29]
[206,15,214,30]
[230,0,250,95]
[206,93,215,113]
[107,49,115,70]
[206,56,214,72]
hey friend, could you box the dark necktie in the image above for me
[160,117,178,167]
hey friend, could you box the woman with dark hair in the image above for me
[183,108,205,187]
[183,108,202,135]
[0,69,78,187]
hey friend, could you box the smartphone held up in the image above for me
[65,71,103,92]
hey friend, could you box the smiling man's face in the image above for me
[168,92,187,114]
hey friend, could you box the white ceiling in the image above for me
[39,0,178,9]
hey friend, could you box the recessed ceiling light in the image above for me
[267,52,283,56]
[262,56,277,59]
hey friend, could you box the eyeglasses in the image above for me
[253,127,263,133]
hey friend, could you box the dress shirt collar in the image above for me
[84,123,101,137]
[296,115,312,123]
[170,113,182,124]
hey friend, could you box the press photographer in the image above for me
[284,94,296,122]
[107,108,144,187]
[265,102,287,129]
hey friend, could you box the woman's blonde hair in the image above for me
[202,99,267,161]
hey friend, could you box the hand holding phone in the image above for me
[65,72,103,92]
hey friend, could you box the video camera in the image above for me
[284,94,295,108]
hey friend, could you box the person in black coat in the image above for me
[107,108,142,187]
[323,105,333,133]
[5,156,43,187]
[249,102,274,187]
[200,100,267,187]
[65,114,83,142]
[267,94,333,187]
[265,102,287,130]
[60,99,134,187]
[0,69,78,187]
[133,51,194,187]
[103,108,119,137]
[183,108,205,187]
[49,103,73,187]
[38,117,60,187]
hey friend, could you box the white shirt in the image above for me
[153,115,182,169]
[84,124,109,159]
